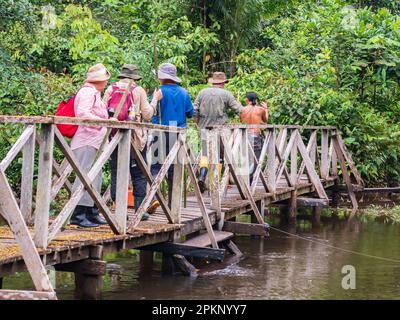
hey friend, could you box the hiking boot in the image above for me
[198,167,208,193]
[147,200,160,214]
[70,206,99,228]
[87,206,107,225]
[135,196,152,221]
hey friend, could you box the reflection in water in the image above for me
[4,211,400,300]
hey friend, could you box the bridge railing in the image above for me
[0,115,218,296]
[0,116,363,297]
[189,125,364,228]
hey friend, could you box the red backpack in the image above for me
[107,82,136,121]
[55,86,96,138]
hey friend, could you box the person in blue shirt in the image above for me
[151,63,194,207]
[151,63,193,127]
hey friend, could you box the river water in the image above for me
[3,209,400,299]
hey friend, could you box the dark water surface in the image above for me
[3,214,400,299]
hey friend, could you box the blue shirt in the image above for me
[151,84,193,128]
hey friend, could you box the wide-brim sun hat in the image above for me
[209,71,229,84]
[85,63,111,82]
[119,64,142,80]
[157,62,181,83]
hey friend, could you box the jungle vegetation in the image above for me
[1,0,400,186]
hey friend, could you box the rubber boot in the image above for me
[147,200,160,214]
[70,206,99,228]
[134,196,150,221]
[87,206,107,225]
[198,167,208,194]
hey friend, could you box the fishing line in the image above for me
[268,225,400,264]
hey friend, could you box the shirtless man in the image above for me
[240,92,268,184]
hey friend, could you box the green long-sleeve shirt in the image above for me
[194,86,243,128]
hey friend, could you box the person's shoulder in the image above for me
[132,85,146,94]
[77,85,97,97]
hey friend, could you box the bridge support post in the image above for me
[312,207,322,229]
[55,258,106,300]
[289,190,297,225]
[0,277,3,289]
[161,253,175,275]
[75,272,103,300]
[251,199,265,237]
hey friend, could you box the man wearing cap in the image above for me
[193,72,243,193]
[151,62,194,207]
[103,64,162,220]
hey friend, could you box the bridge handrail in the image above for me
[0,115,363,297]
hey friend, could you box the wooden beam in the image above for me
[221,136,265,224]
[130,139,174,224]
[54,259,106,276]
[297,197,329,207]
[333,136,358,211]
[240,129,250,187]
[265,128,276,193]
[296,130,317,184]
[0,125,35,171]
[34,124,54,248]
[20,125,36,222]
[172,254,198,277]
[50,162,73,201]
[0,290,57,300]
[275,130,297,185]
[224,240,243,257]
[247,139,271,194]
[127,140,181,229]
[115,129,131,232]
[53,129,121,234]
[220,129,241,198]
[296,131,328,199]
[140,242,225,261]
[334,132,364,186]
[320,129,329,179]
[0,170,54,292]
[251,131,270,193]
[171,135,185,224]
[222,221,268,236]
[0,115,185,132]
[48,131,122,242]
[182,143,219,249]
[208,130,221,219]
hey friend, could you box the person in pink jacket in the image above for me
[70,63,112,228]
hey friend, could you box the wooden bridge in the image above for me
[0,115,363,300]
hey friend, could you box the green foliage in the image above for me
[0,0,400,186]
[361,204,400,224]
[226,0,400,185]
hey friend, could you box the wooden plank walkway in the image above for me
[0,176,335,278]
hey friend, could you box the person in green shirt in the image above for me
[193,72,243,193]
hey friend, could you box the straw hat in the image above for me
[209,72,228,84]
[85,63,111,82]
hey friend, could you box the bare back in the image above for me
[240,105,268,135]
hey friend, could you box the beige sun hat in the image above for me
[208,71,229,84]
[85,63,111,83]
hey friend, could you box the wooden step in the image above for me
[183,231,233,248]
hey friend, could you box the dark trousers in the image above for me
[110,145,147,202]
[150,132,177,207]
[250,135,263,185]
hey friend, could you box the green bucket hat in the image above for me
[119,64,142,80]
